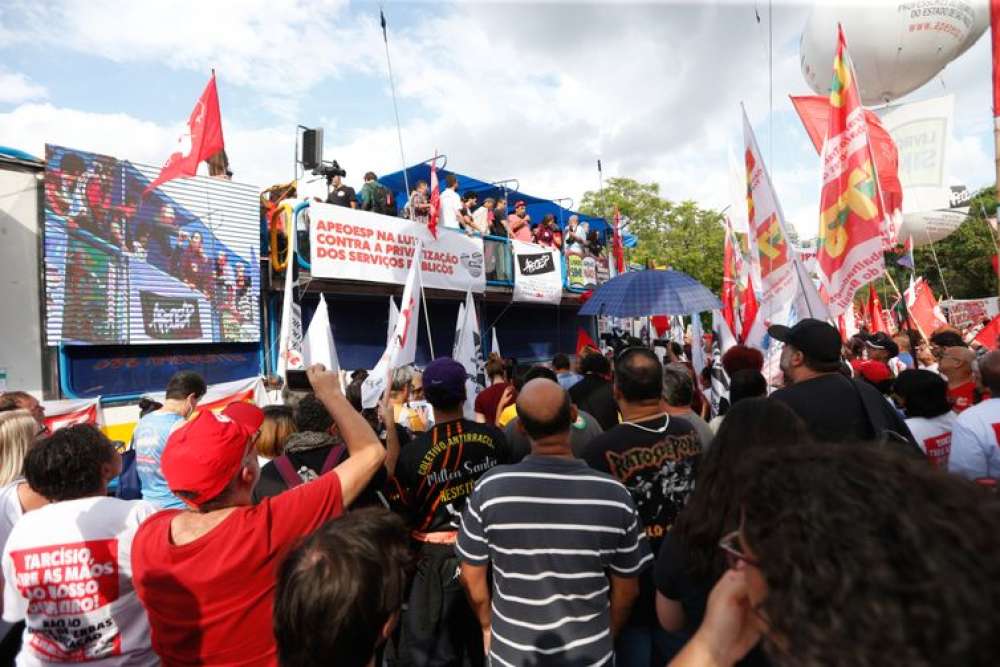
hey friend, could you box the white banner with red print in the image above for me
[42,398,104,433]
[308,204,486,293]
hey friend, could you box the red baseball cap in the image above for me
[514,200,526,208]
[857,360,892,384]
[162,403,264,507]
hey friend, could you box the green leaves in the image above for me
[579,177,725,293]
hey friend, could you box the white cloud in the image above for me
[0,69,46,104]
[1,0,993,246]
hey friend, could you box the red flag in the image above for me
[992,0,1000,120]
[816,26,887,317]
[721,223,739,336]
[738,273,759,345]
[428,155,441,239]
[905,277,947,339]
[651,315,670,337]
[612,207,625,274]
[975,314,1000,350]
[866,284,889,334]
[790,94,902,224]
[145,73,225,195]
[576,327,598,355]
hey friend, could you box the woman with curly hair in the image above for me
[655,398,807,665]
[669,442,1000,667]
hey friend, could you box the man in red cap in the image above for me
[130,365,385,666]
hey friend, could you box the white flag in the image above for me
[492,327,501,358]
[362,241,424,408]
[790,255,831,323]
[277,211,302,379]
[711,310,738,354]
[387,296,400,348]
[302,294,339,372]
[742,106,798,312]
[453,287,484,419]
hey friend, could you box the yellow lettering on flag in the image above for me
[819,159,878,258]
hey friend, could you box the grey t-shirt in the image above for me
[673,411,714,450]
[505,410,604,461]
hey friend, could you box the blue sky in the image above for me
[0,0,994,240]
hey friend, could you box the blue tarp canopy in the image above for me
[378,162,608,235]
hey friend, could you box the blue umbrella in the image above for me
[579,269,721,317]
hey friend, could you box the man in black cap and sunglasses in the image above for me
[769,319,917,450]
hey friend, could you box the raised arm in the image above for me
[307,364,385,506]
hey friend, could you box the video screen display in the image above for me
[43,144,260,345]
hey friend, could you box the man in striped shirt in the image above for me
[457,378,651,666]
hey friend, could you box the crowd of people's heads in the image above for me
[4,330,1000,667]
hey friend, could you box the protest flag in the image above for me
[428,155,441,239]
[816,25,887,317]
[145,72,225,195]
[301,294,339,373]
[362,242,424,407]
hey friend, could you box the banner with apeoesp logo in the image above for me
[309,203,486,293]
[512,240,562,304]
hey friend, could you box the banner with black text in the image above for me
[512,240,563,304]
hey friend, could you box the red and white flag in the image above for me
[905,276,947,339]
[362,241,424,408]
[866,284,890,334]
[721,220,741,337]
[428,156,441,239]
[42,398,103,433]
[742,106,797,310]
[975,314,1000,350]
[992,0,1000,126]
[816,26,887,317]
[145,72,225,195]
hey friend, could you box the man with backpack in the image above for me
[253,394,387,506]
[360,171,397,216]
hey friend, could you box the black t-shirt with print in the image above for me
[582,414,701,628]
[326,185,357,208]
[394,418,510,533]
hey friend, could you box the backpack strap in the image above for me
[320,444,346,475]
[273,455,302,489]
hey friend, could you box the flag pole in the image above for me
[419,268,435,359]
[380,6,410,201]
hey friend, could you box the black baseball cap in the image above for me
[864,332,900,358]
[768,318,842,364]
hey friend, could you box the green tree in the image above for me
[579,177,726,293]
[880,187,999,302]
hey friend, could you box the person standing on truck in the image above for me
[132,371,206,509]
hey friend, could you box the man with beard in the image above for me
[769,319,916,450]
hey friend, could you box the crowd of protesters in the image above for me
[0,316,998,667]
[324,170,605,255]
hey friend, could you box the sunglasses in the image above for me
[719,530,761,569]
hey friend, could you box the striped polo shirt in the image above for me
[456,455,652,666]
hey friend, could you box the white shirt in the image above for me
[905,412,957,469]
[439,188,462,230]
[948,398,1000,481]
[0,483,24,640]
[2,497,159,666]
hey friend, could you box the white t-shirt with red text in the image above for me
[949,398,1000,482]
[905,413,957,469]
[2,497,158,667]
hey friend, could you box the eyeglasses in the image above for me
[719,530,761,569]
